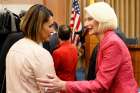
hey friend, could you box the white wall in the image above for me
[0,4,32,15]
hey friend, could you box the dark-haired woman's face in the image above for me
[40,16,54,42]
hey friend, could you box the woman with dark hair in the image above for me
[6,4,55,93]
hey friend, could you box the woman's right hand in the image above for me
[36,74,66,93]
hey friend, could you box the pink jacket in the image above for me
[66,31,138,93]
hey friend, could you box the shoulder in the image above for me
[10,38,52,59]
[103,32,123,45]
[52,47,62,56]
[101,32,124,51]
[34,43,52,59]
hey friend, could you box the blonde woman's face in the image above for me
[40,16,54,42]
[84,16,99,35]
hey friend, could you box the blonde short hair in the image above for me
[85,2,118,32]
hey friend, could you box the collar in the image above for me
[99,29,114,46]
[58,40,71,47]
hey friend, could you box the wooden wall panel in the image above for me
[129,45,140,87]
[0,0,42,4]
[44,0,66,24]
[129,0,135,38]
[136,0,140,44]
[124,0,129,37]
[104,0,140,41]
[0,0,42,14]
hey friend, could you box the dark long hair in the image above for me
[20,4,53,42]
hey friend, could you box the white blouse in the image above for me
[6,38,55,93]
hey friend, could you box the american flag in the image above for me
[70,0,82,44]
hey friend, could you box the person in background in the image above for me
[74,28,87,80]
[6,4,56,93]
[52,25,78,93]
[52,25,78,82]
[37,2,138,93]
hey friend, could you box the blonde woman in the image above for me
[37,2,138,93]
